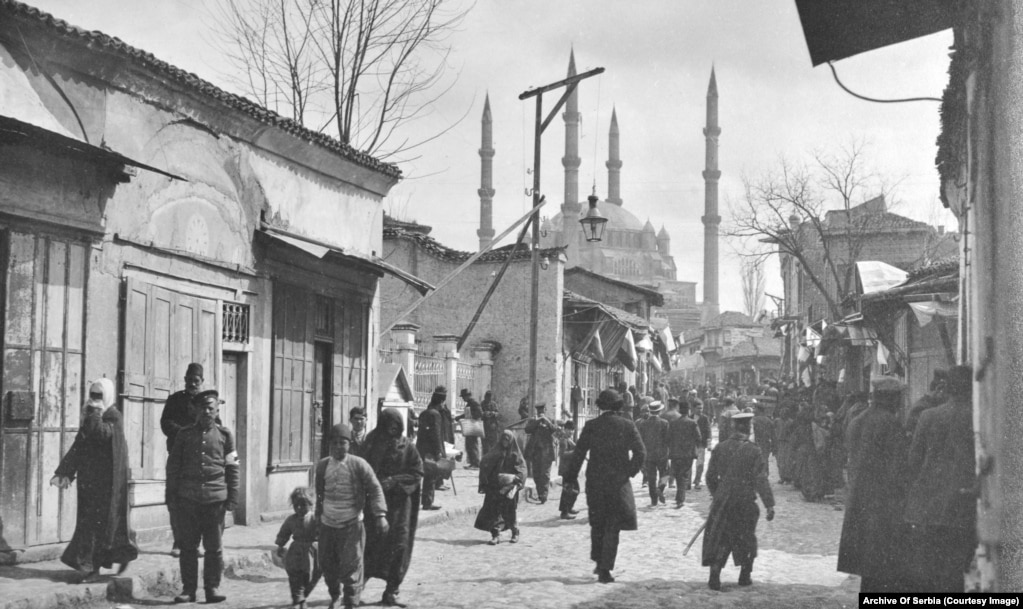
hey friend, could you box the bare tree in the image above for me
[725,140,898,321]
[740,257,766,319]
[210,0,472,160]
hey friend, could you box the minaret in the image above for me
[606,107,622,206]
[477,94,496,250]
[702,67,722,323]
[561,50,582,244]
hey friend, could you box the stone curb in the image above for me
[2,502,484,609]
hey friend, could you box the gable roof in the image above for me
[703,311,759,328]
[0,0,400,179]
[383,226,564,264]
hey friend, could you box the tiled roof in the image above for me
[1,0,400,179]
[722,338,782,360]
[703,311,758,328]
[383,226,564,263]
[907,254,958,281]
[563,291,649,330]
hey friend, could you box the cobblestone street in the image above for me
[86,456,859,609]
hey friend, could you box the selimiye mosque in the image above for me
[475,51,722,332]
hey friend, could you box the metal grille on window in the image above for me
[223,303,250,344]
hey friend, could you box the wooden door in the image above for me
[122,278,220,480]
[0,232,87,549]
[313,342,332,460]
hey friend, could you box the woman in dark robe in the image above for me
[51,378,137,582]
[362,408,424,607]
[474,430,526,545]
[774,403,796,484]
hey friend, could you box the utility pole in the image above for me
[518,65,604,414]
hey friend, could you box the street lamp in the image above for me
[519,65,605,415]
[580,191,608,242]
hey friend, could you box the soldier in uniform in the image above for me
[166,390,240,604]
[524,403,557,504]
[702,411,775,591]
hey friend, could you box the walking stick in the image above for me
[682,521,707,556]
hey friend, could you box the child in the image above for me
[276,487,321,609]
[558,420,580,520]
[315,423,388,609]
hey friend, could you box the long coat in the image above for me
[701,434,774,567]
[837,405,909,581]
[636,415,670,462]
[565,411,645,532]
[523,415,557,467]
[667,416,702,460]
[362,409,424,589]
[474,430,526,533]
[54,382,138,572]
[415,406,445,459]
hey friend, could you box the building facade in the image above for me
[0,1,416,560]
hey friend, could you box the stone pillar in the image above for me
[472,341,497,389]
[434,334,460,401]
[391,322,420,382]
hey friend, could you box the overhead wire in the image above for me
[827,61,941,104]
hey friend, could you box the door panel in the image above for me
[0,233,87,549]
[122,278,219,481]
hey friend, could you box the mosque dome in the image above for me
[547,199,646,233]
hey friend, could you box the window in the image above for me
[223,303,250,344]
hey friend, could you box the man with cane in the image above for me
[700,411,775,591]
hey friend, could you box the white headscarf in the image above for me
[88,378,117,410]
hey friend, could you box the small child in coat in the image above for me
[276,487,321,609]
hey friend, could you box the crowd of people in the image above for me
[47,362,978,608]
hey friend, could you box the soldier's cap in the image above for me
[870,375,905,394]
[193,389,221,404]
[731,412,754,422]
[534,403,546,410]
[331,423,353,441]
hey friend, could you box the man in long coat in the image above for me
[691,399,712,490]
[837,375,911,593]
[564,389,646,584]
[702,412,775,590]
[159,362,204,556]
[636,401,670,506]
[668,401,702,507]
[751,402,775,478]
[524,403,557,504]
[903,365,976,592]
[415,387,447,511]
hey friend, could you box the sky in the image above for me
[25,0,956,315]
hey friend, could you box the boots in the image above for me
[739,560,754,586]
[708,565,722,591]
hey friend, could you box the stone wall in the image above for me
[380,238,564,423]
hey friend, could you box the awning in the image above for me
[259,227,434,296]
[856,261,909,295]
[0,115,183,181]
[794,0,953,66]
